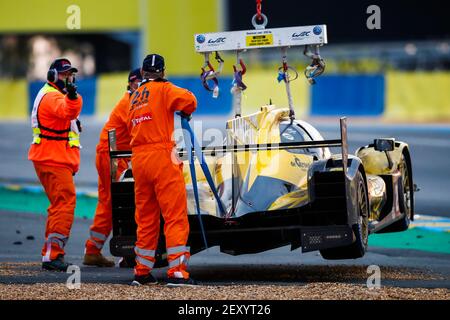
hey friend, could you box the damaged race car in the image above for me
[108,105,414,265]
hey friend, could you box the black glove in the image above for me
[66,78,78,100]
[177,111,192,121]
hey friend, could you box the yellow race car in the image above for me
[109,104,414,265]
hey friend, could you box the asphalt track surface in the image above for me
[0,117,449,298]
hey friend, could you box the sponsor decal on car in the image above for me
[290,157,309,169]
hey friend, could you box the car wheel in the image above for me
[379,151,413,233]
[320,170,369,260]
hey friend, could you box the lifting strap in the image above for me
[303,45,325,85]
[180,115,228,250]
[200,52,224,98]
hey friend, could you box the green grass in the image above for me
[0,187,97,219]
[369,227,450,254]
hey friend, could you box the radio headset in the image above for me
[47,68,58,83]
[47,69,76,84]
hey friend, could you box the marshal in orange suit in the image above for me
[83,69,142,268]
[128,54,197,287]
[28,58,82,272]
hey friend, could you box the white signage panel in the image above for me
[194,25,327,52]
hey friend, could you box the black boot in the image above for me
[131,274,158,286]
[42,255,72,272]
[166,277,197,287]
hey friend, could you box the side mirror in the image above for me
[374,138,395,152]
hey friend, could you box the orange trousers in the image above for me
[132,145,190,279]
[85,150,128,255]
[34,163,76,262]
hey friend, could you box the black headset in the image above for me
[47,68,58,83]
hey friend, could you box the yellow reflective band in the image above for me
[32,127,41,144]
[68,131,80,148]
[42,84,59,94]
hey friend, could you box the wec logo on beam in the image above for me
[292,31,311,38]
[208,37,226,44]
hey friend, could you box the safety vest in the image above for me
[31,83,81,148]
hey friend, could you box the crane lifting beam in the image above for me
[194,25,327,53]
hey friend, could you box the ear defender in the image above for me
[47,68,58,83]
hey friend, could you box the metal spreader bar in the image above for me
[194,25,327,53]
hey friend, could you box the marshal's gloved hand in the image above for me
[177,111,192,122]
[66,78,78,100]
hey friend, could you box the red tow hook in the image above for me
[233,59,246,75]
[233,59,247,90]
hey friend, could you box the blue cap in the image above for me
[128,68,142,82]
[49,58,78,73]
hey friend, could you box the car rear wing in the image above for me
[108,117,349,181]
[176,117,348,162]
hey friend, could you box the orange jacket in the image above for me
[28,83,83,173]
[97,90,132,153]
[127,79,197,149]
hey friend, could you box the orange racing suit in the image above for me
[127,78,197,279]
[28,82,83,261]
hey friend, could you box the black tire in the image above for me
[377,150,413,233]
[320,170,369,260]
